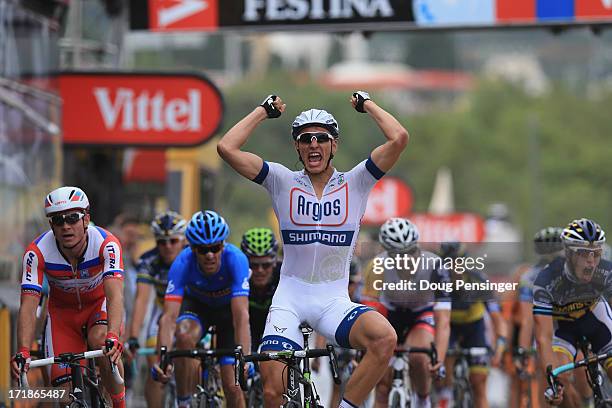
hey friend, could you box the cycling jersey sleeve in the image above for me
[433,264,452,311]
[229,249,250,298]
[21,243,45,297]
[252,161,292,193]
[136,258,154,285]
[165,249,189,303]
[349,157,385,194]
[518,270,535,303]
[532,277,553,317]
[100,235,124,280]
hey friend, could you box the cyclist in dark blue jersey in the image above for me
[152,210,250,408]
[126,211,186,408]
[533,218,610,406]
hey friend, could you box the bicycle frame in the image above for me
[548,342,612,407]
[446,346,489,408]
[160,346,235,407]
[20,345,123,408]
[235,324,340,408]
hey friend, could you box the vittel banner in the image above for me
[59,72,224,147]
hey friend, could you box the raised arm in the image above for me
[217,95,286,180]
[350,91,409,173]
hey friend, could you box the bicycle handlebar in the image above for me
[234,345,340,390]
[394,342,439,366]
[21,348,123,388]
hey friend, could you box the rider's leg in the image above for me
[260,360,286,406]
[468,369,488,408]
[145,354,164,408]
[436,356,454,407]
[344,311,397,405]
[405,326,435,403]
[174,318,202,407]
[374,366,392,408]
[220,363,245,408]
[88,324,126,408]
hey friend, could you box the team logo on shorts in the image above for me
[274,325,287,333]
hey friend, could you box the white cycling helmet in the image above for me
[44,186,89,216]
[291,109,339,139]
[379,217,419,252]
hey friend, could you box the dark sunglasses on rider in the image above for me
[296,132,333,144]
[49,212,86,226]
[157,237,182,246]
[249,261,275,270]
[575,248,603,257]
[192,243,223,255]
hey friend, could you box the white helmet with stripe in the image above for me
[44,186,90,216]
[291,109,339,139]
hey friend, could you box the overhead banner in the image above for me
[131,0,612,31]
[59,72,224,147]
[410,213,486,242]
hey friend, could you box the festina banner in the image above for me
[59,72,224,147]
[130,0,612,32]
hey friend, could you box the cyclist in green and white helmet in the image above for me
[241,228,280,351]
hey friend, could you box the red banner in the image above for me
[576,0,612,18]
[59,72,223,147]
[410,213,486,242]
[362,177,413,225]
[149,0,218,31]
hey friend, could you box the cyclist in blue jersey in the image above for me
[152,210,250,408]
[126,211,187,408]
[218,91,408,408]
[533,219,611,406]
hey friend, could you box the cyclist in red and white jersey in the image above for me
[11,186,126,408]
[218,92,408,408]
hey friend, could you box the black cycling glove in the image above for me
[353,91,371,113]
[260,95,282,118]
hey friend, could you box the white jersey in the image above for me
[254,157,384,284]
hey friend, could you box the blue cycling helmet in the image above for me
[185,210,230,245]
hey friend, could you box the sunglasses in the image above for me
[296,132,333,144]
[249,261,275,270]
[193,244,223,255]
[574,248,603,257]
[157,237,182,246]
[49,212,86,226]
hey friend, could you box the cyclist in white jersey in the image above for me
[217,91,408,408]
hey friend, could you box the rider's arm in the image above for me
[104,277,125,337]
[230,249,251,354]
[231,296,251,355]
[217,95,285,180]
[157,300,181,351]
[534,314,556,375]
[358,96,409,173]
[19,246,45,351]
[433,307,451,364]
[17,294,39,351]
[518,301,534,349]
[128,282,154,339]
[158,251,188,350]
